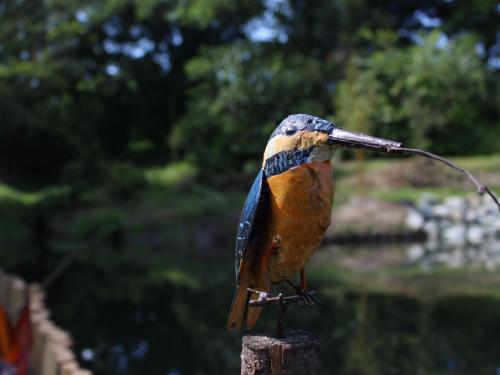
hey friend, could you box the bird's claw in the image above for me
[286,280,321,306]
[297,290,321,306]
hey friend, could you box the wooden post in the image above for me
[241,329,322,375]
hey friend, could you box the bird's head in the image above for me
[263,114,402,164]
[261,114,500,211]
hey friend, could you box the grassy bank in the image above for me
[333,153,500,206]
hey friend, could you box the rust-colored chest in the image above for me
[261,160,334,283]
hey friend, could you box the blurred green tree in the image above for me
[336,31,499,155]
[170,42,331,174]
[0,0,498,182]
[0,0,263,182]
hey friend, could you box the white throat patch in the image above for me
[307,144,336,162]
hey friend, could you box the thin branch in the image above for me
[390,146,500,212]
[483,185,500,211]
[248,291,317,307]
[42,250,80,289]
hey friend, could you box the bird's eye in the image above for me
[285,128,297,135]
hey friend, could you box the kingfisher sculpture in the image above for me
[227,114,499,332]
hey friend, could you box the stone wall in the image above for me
[406,195,500,269]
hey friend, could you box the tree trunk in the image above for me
[241,329,321,375]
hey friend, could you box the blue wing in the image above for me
[234,169,267,284]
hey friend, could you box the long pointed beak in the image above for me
[328,128,402,152]
[327,126,500,211]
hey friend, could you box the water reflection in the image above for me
[44,244,500,375]
[407,239,500,270]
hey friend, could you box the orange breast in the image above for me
[263,160,334,283]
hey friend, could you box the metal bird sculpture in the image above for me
[227,114,500,332]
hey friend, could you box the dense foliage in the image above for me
[0,0,498,183]
[1,4,499,373]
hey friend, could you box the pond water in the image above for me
[45,242,500,375]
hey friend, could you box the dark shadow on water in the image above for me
[42,255,500,375]
[1,198,498,375]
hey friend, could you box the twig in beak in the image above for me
[390,146,500,211]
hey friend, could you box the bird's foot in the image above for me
[286,280,322,306]
[298,289,321,306]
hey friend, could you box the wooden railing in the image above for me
[0,270,92,375]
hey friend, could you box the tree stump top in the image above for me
[243,329,321,350]
[241,329,322,375]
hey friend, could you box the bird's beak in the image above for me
[328,128,402,152]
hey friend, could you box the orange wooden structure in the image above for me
[0,270,92,375]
